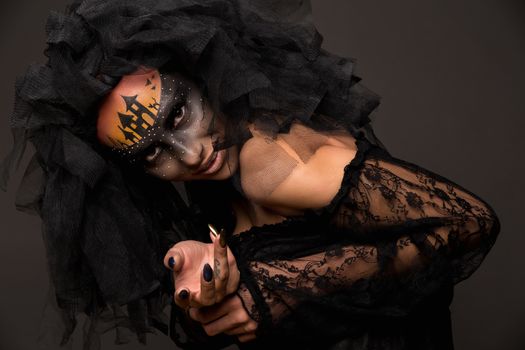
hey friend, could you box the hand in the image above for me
[188,294,258,343]
[163,227,240,308]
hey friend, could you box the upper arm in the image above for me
[239,134,358,212]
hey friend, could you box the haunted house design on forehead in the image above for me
[98,70,162,150]
[111,94,159,148]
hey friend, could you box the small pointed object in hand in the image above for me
[208,223,219,238]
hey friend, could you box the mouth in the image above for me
[194,149,224,175]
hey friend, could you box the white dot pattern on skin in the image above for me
[109,72,221,178]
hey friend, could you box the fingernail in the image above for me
[219,229,227,248]
[179,289,189,300]
[168,257,175,269]
[203,263,213,282]
[208,223,219,238]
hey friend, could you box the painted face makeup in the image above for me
[97,68,239,181]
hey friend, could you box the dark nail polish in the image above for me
[203,263,213,282]
[168,257,175,269]
[179,289,189,299]
[219,229,227,248]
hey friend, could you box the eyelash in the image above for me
[144,102,188,164]
[143,143,162,164]
[167,102,187,129]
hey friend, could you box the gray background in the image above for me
[0,0,523,349]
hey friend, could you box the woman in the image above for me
[1,0,500,349]
[95,66,500,350]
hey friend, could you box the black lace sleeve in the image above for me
[227,139,501,348]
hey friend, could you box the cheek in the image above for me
[146,157,186,180]
[194,95,218,132]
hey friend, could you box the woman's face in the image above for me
[97,68,239,181]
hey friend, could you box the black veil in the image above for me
[0,0,384,348]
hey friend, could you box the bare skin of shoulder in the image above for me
[231,122,358,235]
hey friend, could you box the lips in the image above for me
[194,151,217,175]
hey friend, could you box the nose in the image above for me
[162,134,204,170]
[182,145,204,171]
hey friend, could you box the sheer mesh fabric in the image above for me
[239,119,357,201]
[225,126,500,349]
[279,122,329,163]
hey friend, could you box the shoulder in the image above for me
[239,125,358,212]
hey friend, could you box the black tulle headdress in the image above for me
[0,0,382,348]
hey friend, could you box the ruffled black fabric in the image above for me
[1,0,384,348]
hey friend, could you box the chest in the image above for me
[230,197,288,235]
[231,122,358,236]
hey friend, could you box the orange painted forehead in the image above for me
[97,68,161,149]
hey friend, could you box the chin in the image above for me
[208,146,239,181]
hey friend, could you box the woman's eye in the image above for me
[168,103,186,129]
[144,145,162,163]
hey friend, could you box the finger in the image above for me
[188,294,236,324]
[163,248,185,273]
[188,304,225,324]
[197,263,215,307]
[224,320,258,335]
[237,332,257,343]
[188,307,202,323]
[174,288,190,309]
[213,228,229,302]
[202,308,249,337]
[225,251,240,296]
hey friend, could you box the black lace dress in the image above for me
[190,131,500,350]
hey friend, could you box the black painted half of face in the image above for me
[115,71,221,177]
